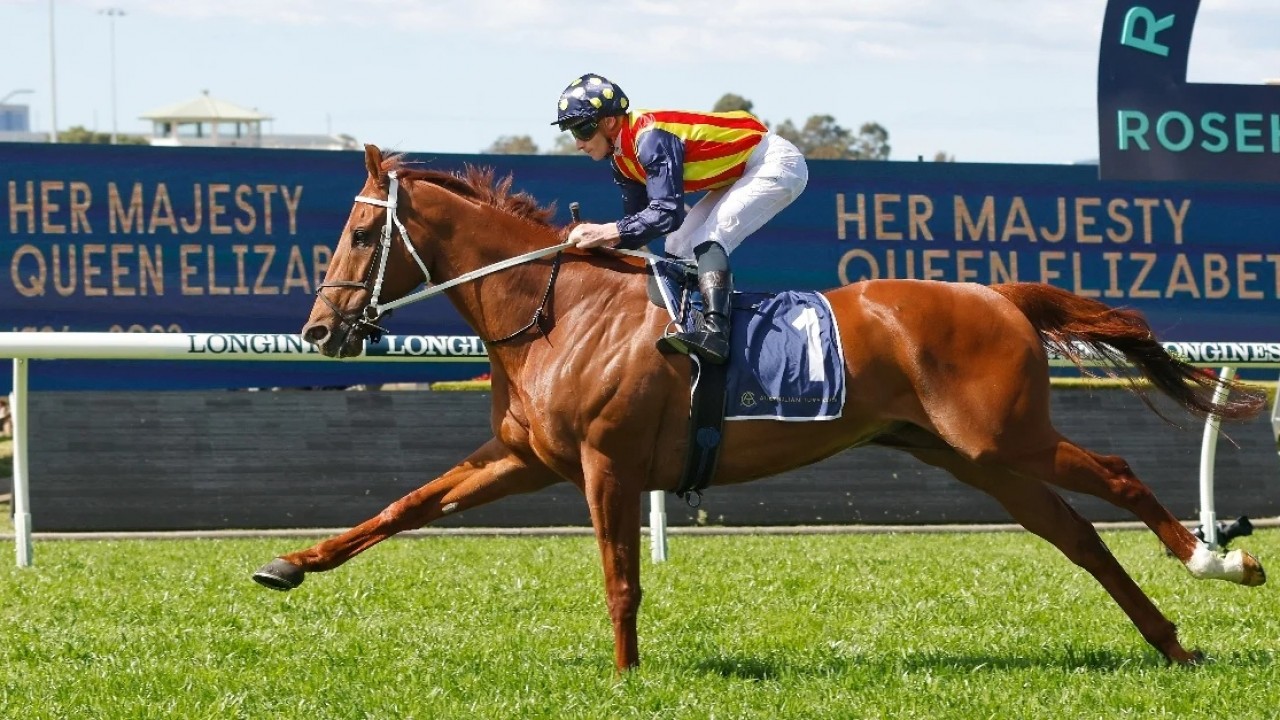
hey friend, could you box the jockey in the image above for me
[554,73,809,365]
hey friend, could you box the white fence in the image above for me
[4,333,1279,569]
[1,332,488,568]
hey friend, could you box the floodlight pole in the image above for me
[48,0,58,142]
[100,8,125,144]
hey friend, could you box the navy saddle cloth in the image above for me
[651,258,846,421]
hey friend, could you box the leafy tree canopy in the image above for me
[482,134,540,155]
[546,135,579,155]
[711,93,754,114]
[59,125,148,145]
[486,93,895,160]
[715,94,891,160]
[776,116,890,160]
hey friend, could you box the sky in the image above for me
[2,0,1279,164]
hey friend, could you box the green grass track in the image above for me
[2,530,1277,719]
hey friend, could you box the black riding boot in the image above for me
[658,269,733,365]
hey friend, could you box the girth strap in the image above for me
[674,355,729,504]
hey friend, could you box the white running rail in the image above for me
[3,333,1278,567]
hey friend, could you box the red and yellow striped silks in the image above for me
[613,110,768,192]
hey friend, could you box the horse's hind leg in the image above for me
[911,341,1265,587]
[1032,439,1265,586]
[252,437,557,589]
[904,446,1203,665]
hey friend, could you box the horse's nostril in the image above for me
[302,323,330,346]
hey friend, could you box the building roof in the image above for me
[139,91,272,122]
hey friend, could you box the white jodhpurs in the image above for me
[663,133,808,259]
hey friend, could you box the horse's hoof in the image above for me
[1241,551,1267,587]
[1169,649,1207,667]
[253,558,305,591]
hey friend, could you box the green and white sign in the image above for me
[1098,0,1280,183]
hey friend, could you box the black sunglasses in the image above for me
[568,120,600,141]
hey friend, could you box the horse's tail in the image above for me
[990,282,1265,422]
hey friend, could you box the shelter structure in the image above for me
[139,91,357,150]
[140,91,270,148]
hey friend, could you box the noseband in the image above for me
[316,171,431,342]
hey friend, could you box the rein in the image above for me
[320,169,685,344]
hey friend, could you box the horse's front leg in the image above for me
[253,437,556,590]
[581,446,645,672]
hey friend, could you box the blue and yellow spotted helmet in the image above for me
[552,73,630,130]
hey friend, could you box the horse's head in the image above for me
[302,145,435,358]
[304,146,567,356]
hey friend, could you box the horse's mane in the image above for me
[383,155,556,228]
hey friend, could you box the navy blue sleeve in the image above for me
[612,168,649,218]
[613,128,687,249]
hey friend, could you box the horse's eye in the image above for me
[352,228,371,247]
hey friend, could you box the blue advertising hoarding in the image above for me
[780,160,1280,345]
[3,142,1279,391]
[0,142,611,390]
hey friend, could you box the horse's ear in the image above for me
[363,144,383,183]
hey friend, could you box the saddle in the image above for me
[646,260,848,503]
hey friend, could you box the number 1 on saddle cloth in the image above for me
[648,257,847,422]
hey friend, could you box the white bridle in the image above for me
[326,168,686,341]
[349,170,432,322]
[346,170,573,321]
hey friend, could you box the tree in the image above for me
[851,122,891,161]
[933,151,956,162]
[712,93,754,114]
[772,118,801,147]
[545,135,579,155]
[774,115,891,160]
[483,135,539,154]
[775,115,850,159]
[487,92,897,161]
[59,125,148,145]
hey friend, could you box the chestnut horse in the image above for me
[254,145,1266,671]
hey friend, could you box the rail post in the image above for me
[11,358,32,567]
